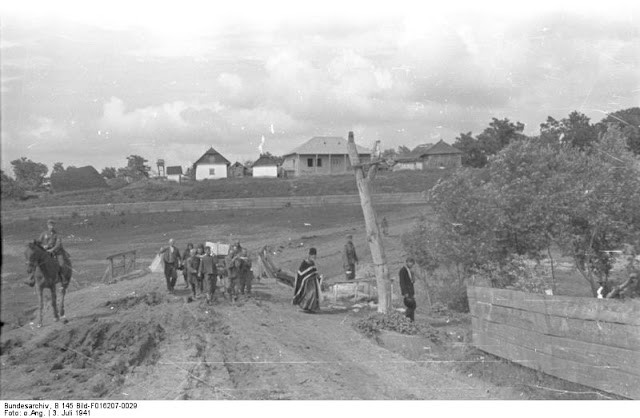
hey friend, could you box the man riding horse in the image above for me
[25,219,69,287]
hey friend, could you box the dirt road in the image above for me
[1,267,519,400]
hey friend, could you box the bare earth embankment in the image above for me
[1,203,622,400]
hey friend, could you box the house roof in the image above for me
[51,166,107,192]
[283,136,371,157]
[230,161,246,168]
[252,155,279,167]
[395,140,461,161]
[422,140,462,155]
[194,147,231,166]
[395,143,434,162]
[166,166,183,175]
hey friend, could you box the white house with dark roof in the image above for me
[166,166,183,183]
[193,147,231,180]
[282,136,371,177]
[252,155,279,178]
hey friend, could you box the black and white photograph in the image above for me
[1,0,639,407]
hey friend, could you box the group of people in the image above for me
[158,239,253,304]
[26,220,417,320]
[293,234,418,322]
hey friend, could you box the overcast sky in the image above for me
[1,0,639,173]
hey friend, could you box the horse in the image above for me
[24,241,72,327]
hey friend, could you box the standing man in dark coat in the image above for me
[342,234,358,280]
[237,248,253,296]
[225,241,242,300]
[158,238,182,292]
[199,246,218,304]
[399,257,416,322]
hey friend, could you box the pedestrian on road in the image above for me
[293,247,322,313]
[181,243,194,288]
[342,234,358,280]
[159,238,182,292]
[199,246,218,304]
[237,248,253,296]
[195,245,205,294]
[186,248,201,299]
[399,257,417,322]
[225,241,242,300]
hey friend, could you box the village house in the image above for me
[229,162,249,178]
[282,136,371,177]
[166,166,183,183]
[252,155,279,178]
[193,147,231,180]
[393,143,434,171]
[50,165,107,192]
[393,140,462,171]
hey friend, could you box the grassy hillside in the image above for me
[2,169,454,209]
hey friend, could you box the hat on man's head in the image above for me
[47,219,56,225]
[346,234,353,240]
[309,247,317,256]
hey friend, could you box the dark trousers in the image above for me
[164,262,178,291]
[182,268,189,286]
[404,296,416,322]
[239,272,253,294]
[205,274,217,301]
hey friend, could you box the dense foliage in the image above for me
[1,170,26,200]
[405,124,640,297]
[10,157,48,191]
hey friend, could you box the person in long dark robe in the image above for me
[293,247,321,313]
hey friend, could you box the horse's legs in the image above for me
[50,283,60,322]
[59,283,67,318]
[37,284,44,328]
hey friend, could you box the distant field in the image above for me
[2,169,454,209]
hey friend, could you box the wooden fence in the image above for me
[104,250,137,280]
[1,192,429,223]
[467,286,640,399]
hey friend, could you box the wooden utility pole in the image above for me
[346,131,392,313]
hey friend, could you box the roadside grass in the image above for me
[1,169,454,209]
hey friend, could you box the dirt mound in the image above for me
[2,318,165,399]
[104,292,164,310]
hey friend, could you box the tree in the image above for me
[1,170,25,199]
[117,155,150,180]
[101,167,117,179]
[453,132,487,168]
[597,107,640,155]
[454,119,525,168]
[540,111,598,150]
[406,126,640,297]
[476,118,525,156]
[52,162,65,174]
[554,127,640,294]
[126,155,151,178]
[10,157,48,190]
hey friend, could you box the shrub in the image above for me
[355,311,420,337]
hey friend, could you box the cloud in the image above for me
[2,6,640,171]
[99,97,195,133]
